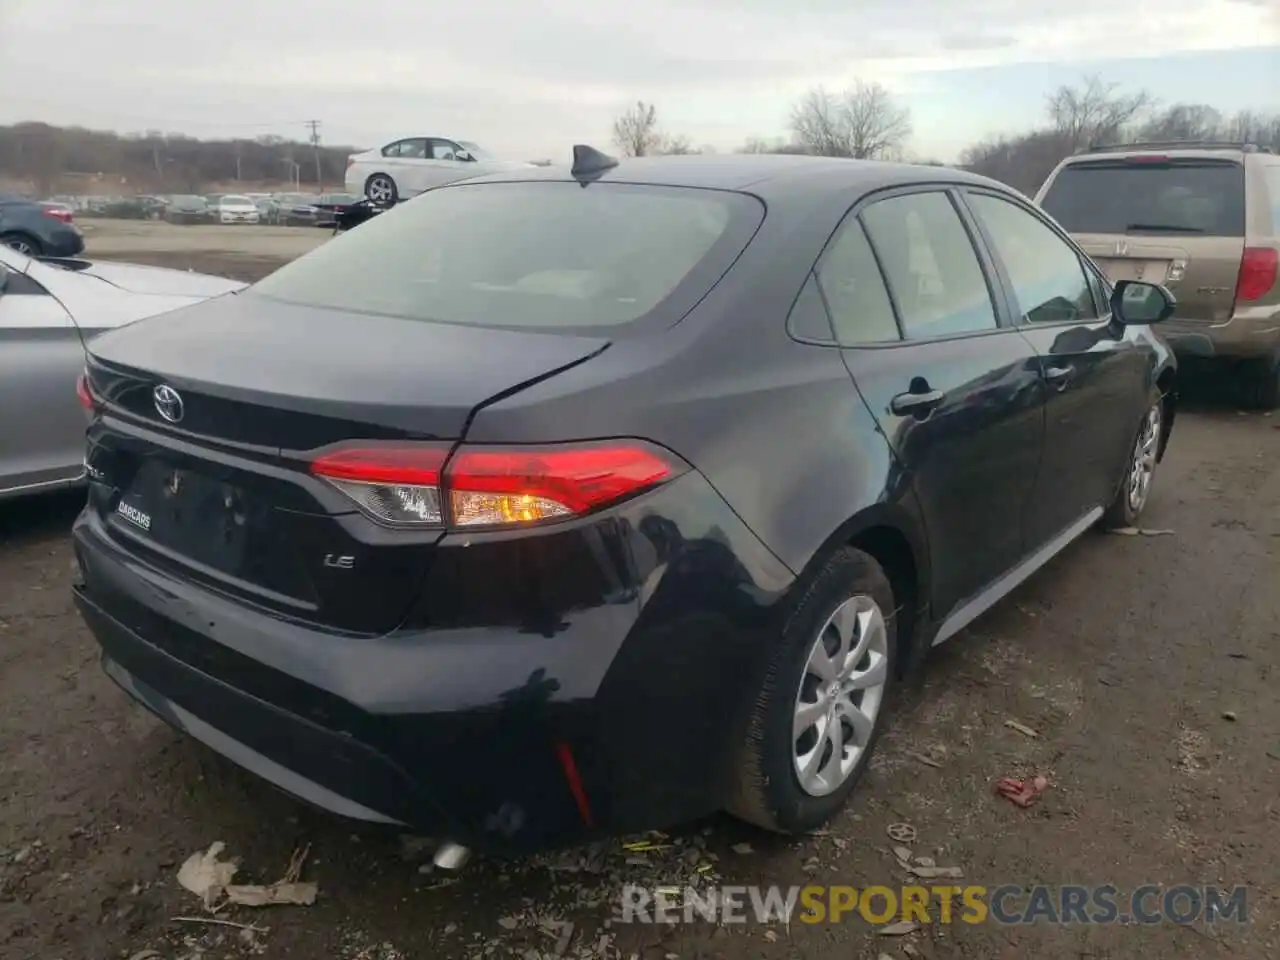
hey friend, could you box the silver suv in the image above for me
[1036,141,1280,408]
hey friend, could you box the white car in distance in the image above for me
[211,195,261,225]
[345,137,536,204]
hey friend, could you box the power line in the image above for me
[305,119,322,188]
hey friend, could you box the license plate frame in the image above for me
[1095,258,1170,283]
[117,460,256,575]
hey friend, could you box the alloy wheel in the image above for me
[792,594,889,797]
[367,176,394,203]
[1126,402,1162,514]
[5,238,34,255]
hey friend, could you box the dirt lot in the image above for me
[2,220,1278,960]
[77,219,329,282]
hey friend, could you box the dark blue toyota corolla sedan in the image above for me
[70,149,1177,862]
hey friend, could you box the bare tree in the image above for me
[1046,75,1153,149]
[959,130,1076,195]
[736,136,810,154]
[657,133,696,155]
[1223,110,1280,146]
[789,82,912,159]
[1137,104,1224,142]
[611,101,662,157]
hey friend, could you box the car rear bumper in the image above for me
[1162,306,1280,360]
[44,227,86,258]
[71,471,795,853]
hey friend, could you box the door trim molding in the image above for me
[931,505,1103,647]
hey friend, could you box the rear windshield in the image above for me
[250,181,763,332]
[1040,159,1245,237]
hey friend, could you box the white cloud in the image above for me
[1,0,1275,156]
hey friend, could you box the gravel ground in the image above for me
[1,221,1277,960]
[76,219,329,281]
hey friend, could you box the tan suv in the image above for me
[1036,141,1280,408]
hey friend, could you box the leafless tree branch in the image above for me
[611,101,662,157]
[789,82,912,159]
[1046,74,1153,149]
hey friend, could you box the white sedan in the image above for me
[0,244,245,500]
[210,194,261,224]
[345,137,536,203]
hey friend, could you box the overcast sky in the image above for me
[1,0,1277,161]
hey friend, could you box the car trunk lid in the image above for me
[82,292,609,634]
[1074,234,1245,324]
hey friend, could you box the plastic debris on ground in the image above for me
[994,774,1051,808]
[878,920,920,935]
[892,843,964,879]
[886,823,917,843]
[1004,719,1039,738]
[177,842,318,911]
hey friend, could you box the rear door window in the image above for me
[860,191,999,339]
[813,216,900,344]
[250,181,764,334]
[1041,159,1246,237]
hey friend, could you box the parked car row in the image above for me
[22,192,362,229]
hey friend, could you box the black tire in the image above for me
[364,173,398,205]
[1236,353,1280,411]
[1102,386,1164,529]
[1,231,43,256]
[727,547,897,834]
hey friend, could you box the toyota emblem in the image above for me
[152,384,184,423]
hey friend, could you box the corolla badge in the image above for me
[152,384,184,423]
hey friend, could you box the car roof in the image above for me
[453,152,1011,199]
[1062,142,1271,163]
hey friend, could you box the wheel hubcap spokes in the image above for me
[792,594,889,797]
[369,178,392,201]
[1127,403,1161,512]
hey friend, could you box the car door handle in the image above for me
[1045,365,1075,390]
[890,389,945,416]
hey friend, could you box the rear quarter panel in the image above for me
[462,184,932,591]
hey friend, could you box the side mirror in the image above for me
[454,150,473,162]
[1110,279,1176,326]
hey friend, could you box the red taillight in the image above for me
[75,371,94,409]
[1236,247,1278,303]
[43,208,73,223]
[346,156,356,169]
[309,440,684,529]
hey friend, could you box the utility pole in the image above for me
[305,120,322,191]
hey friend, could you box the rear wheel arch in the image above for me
[1,231,42,256]
[791,507,928,677]
[848,525,920,675]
